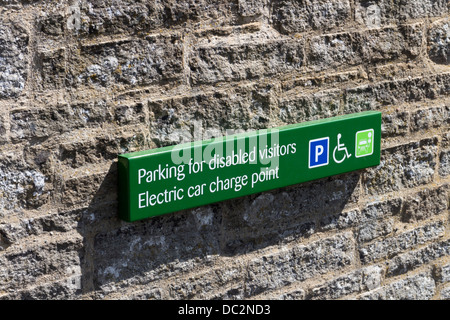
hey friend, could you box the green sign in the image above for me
[118,111,381,222]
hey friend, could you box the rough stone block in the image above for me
[0,17,28,98]
[355,0,448,28]
[189,38,304,84]
[440,284,450,300]
[439,263,450,283]
[221,172,360,255]
[355,0,393,28]
[246,233,354,296]
[354,198,402,243]
[357,218,395,243]
[148,84,278,147]
[428,19,450,65]
[363,137,438,195]
[386,239,450,277]
[0,274,82,300]
[381,110,409,138]
[309,265,384,299]
[0,151,47,212]
[359,272,436,300]
[428,18,450,65]
[59,166,117,208]
[69,0,239,37]
[345,74,449,108]
[278,89,341,124]
[439,133,450,177]
[68,35,183,89]
[92,209,222,294]
[272,0,351,34]
[359,220,446,264]
[401,186,448,222]
[10,101,113,141]
[0,236,83,294]
[167,262,244,299]
[397,0,449,20]
[308,26,421,72]
[319,209,361,232]
[0,211,79,249]
[410,105,450,132]
[34,48,66,91]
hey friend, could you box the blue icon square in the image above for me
[309,137,329,168]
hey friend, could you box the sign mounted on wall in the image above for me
[118,111,382,222]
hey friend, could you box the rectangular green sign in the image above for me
[118,111,381,222]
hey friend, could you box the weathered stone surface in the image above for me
[66,0,240,37]
[363,137,438,195]
[359,220,446,264]
[246,233,355,296]
[34,48,66,91]
[354,198,402,243]
[428,18,449,64]
[319,209,361,232]
[401,186,448,222]
[278,89,341,124]
[92,208,222,294]
[271,0,351,34]
[308,26,421,71]
[148,84,279,147]
[359,272,436,300]
[221,172,359,255]
[355,0,448,27]
[381,110,409,138]
[0,235,82,294]
[0,211,79,248]
[410,105,450,132]
[440,285,450,300]
[0,16,28,98]
[439,133,450,177]
[68,35,184,89]
[386,239,450,277]
[0,151,47,212]
[309,265,384,299]
[189,37,304,84]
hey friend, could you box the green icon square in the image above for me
[355,129,374,158]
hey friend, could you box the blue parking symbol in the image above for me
[309,137,329,168]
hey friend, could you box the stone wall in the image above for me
[0,0,449,300]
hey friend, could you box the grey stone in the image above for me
[68,35,183,89]
[246,233,354,296]
[440,285,450,300]
[309,265,384,299]
[0,237,83,294]
[386,239,450,277]
[308,26,421,72]
[410,105,450,132]
[439,133,450,177]
[363,137,438,195]
[272,0,351,34]
[359,220,446,264]
[401,186,448,222]
[428,18,449,64]
[381,110,409,138]
[189,38,304,84]
[0,152,47,212]
[359,272,436,300]
[0,17,28,98]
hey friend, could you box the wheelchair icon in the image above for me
[333,133,352,164]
